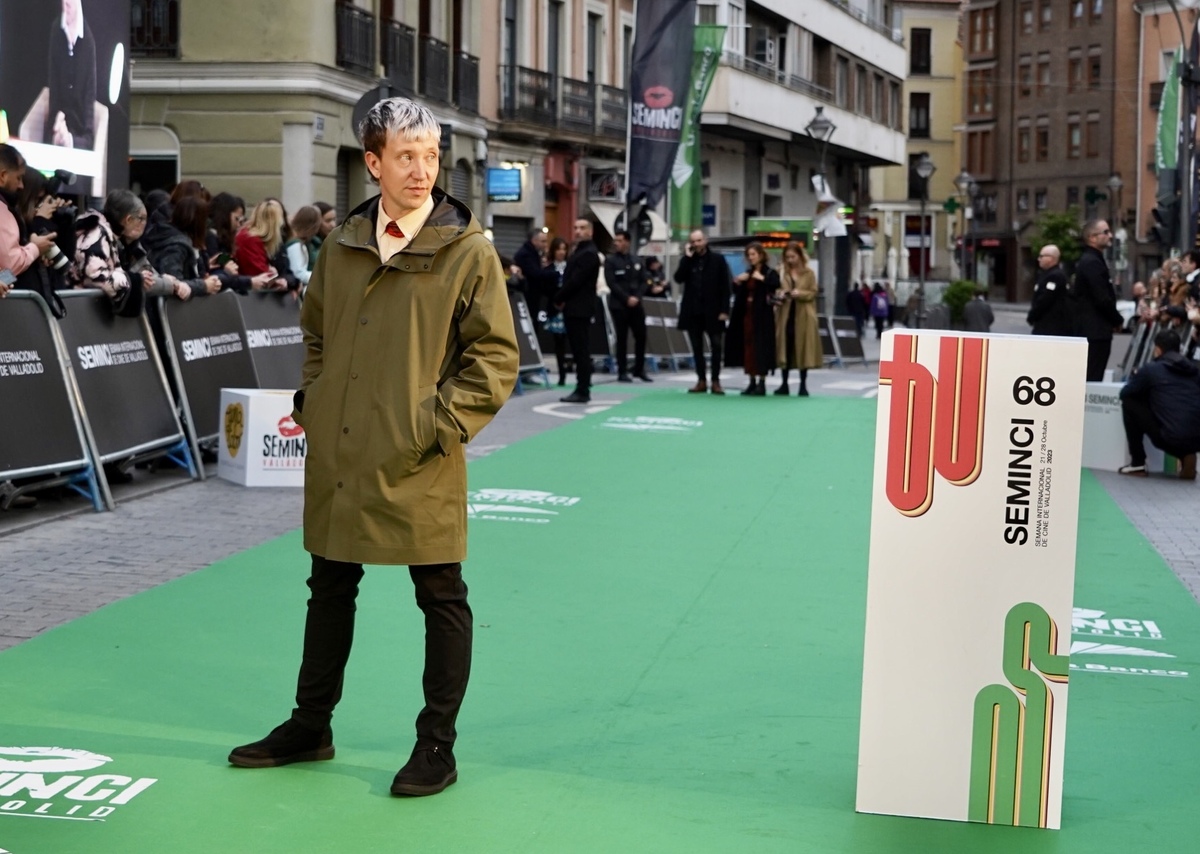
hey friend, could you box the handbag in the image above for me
[545,311,565,335]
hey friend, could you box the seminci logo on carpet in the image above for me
[467,489,581,524]
[600,416,703,433]
[0,747,158,822]
[1067,607,1187,678]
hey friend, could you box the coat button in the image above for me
[337,481,344,488]
[351,372,358,379]
[343,427,349,434]
[360,317,368,325]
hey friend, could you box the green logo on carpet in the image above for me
[967,602,1068,828]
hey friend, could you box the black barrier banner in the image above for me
[830,316,866,362]
[589,296,613,358]
[0,293,90,476]
[642,298,674,358]
[817,314,838,359]
[162,292,258,439]
[236,292,305,390]
[56,291,184,461]
[508,293,545,371]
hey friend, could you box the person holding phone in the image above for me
[674,229,732,394]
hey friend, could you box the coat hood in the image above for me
[1160,350,1199,377]
[141,220,193,255]
[338,187,480,259]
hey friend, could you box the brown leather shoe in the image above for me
[1181,454,1197,481]
[687,381,707,393]
[710,382,725,395]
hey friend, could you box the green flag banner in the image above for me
[670,25,726,242]
[1156,48,1181,173]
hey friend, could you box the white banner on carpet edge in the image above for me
[856,329,1087,830]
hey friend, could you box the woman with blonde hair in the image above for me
[234,198,286,280]
[773,240,822,395]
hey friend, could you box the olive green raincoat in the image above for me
[295,189,518,565]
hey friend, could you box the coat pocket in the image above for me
[416,383,438,459]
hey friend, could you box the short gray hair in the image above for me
[103,189,146,234]
[357,97,442,156]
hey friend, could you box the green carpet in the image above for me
[1,394,1197,853]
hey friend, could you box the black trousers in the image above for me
[1086,338,1112,382]
[1122,396,1194,465]
[688,328,724,383]
[564,316,592,395]
[612,305,646,376]
[292,555,472,748]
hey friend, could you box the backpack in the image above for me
[870,292,889,317]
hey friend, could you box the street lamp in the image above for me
[1107,172,1124,287]
[806,106,837,314]
[914,152,936,328]
[1107,173,1123,225]
[954,169,974,281]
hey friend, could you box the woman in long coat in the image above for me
[726,241,779,395]
[773,240,822,396]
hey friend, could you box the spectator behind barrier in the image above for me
[284,205,323,289]
[234,199,292,293]
[309,201,336,267]
[0,143,62,303]
[206,192,267,294]
[71,189,184,315]
[144,196,222,297]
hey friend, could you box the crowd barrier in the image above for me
[509,292,550,393]
[0,292,112,510]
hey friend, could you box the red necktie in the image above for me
[385,221,405,239]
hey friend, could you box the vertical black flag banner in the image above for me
[625,0,696,210]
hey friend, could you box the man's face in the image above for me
[613,234,630,254]
[1037,248,1057,270]
[688,231,707,254]
[1183,256,1197,275]
[0,165,24,195]
[1132,282,1146,298]
[573,219,593,243]
[1087,221,1113,250]
[365,131,440,218]
[532,232,548,254]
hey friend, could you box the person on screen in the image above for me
[44,0,97,151]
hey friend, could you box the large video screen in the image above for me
[0,0,131,199]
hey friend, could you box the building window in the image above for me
[697,2,718,24]
[874,74,885,122]
[909,92,931,138]
[968,68,994,117]
[1088,46,1102,89]
[911,28,932,75]
[836,56,850,107]
[1086,112,1101,157]
[1020,1,1034,34]
[966,129,992,177]
[1091,0,1104,22]
[890,81,902,130]
[856,65,868,114]
[1068,50,1083,93]
[969,8,996,54]
[1035,189,1048,211]
[1071,1,1084,27]
[1067,114,1081,158]
[1017,190,1029,213]
[1067,186,1080,207]
[1037,54,1051,96]
[1018,126,1031,162]
[1019,56,1032,98]
[1040,0,1052,30]
[1036,117,1050,161]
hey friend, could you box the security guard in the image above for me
[606,229,651,382]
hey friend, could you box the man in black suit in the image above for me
[1028,244,1071,336]
[513,227,557,327]
[1071,220,1125,381]
[554,218,600,403]
[674,229,732,394]
[606,229,651,382]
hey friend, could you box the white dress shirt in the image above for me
[376,195,435,262]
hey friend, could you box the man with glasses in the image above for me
[1027,244,1071,336]
[1072,219,1125,381]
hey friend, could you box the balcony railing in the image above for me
[419,36,451,103]
[500,66,556,125]
[598,85,628,139]
[130,0,179,58]
[559,77,596,134]
[722,51,839,107]
[382,21,417,97]
[822,0,901,44]
[454,52,480,115]
[336,2,376,77]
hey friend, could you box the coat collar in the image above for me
[337,187,477,264]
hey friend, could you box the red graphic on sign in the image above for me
[878,334,987,516]
[644,86,674,109]
[277,415,305,438]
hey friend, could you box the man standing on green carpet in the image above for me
[228,97,519,796]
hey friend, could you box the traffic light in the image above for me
[1151,201,1179,249]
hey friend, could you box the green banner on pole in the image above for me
[669,25,726,242]
[1157,48,1181,173]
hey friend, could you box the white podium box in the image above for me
[1082,382,1165,473]
[857,331,1087,830]
[217,388,306,487]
